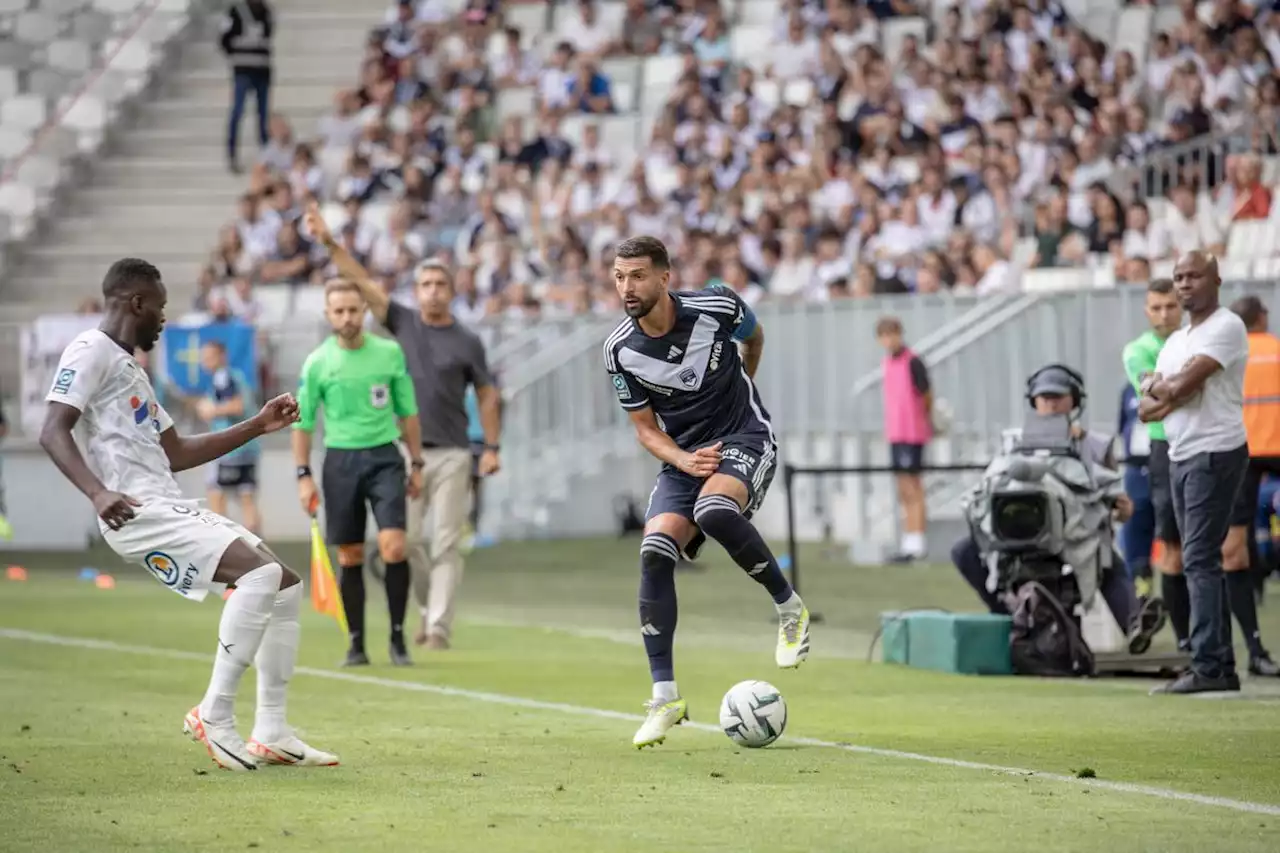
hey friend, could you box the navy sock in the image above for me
[1161,572,1189,644]
[693,494,794,604]
[384,560,410,641]
[639,533,679,683]
[1226,570,1266,659]
[340,563,366,651]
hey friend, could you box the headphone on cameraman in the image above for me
[1025,363,1087,411]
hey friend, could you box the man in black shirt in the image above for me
[604,236,810,749]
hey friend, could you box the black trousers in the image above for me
[951,536,1137,631]
[228,67,271,161]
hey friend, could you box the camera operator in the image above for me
[950,365,1166,653]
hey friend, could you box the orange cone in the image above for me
[5,566,27,581]
[94,574,116,589]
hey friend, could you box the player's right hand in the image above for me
[679,442,723,479]
[93,491,141,530]
[303,202,333,247]
[299,478,319,516]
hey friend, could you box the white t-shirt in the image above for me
[45,330,183,502]
[1154,307,1248,462]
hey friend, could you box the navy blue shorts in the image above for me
[645,432,777,523]
[889,442,925,474]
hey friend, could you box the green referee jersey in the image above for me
[295,334,418,449]
[1121,330,1167,442]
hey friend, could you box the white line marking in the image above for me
[3,627,1279,817]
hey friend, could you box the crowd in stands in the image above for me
[195,0,1280,325]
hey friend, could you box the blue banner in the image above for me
[161,322,257,397]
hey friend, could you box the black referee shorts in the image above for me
[1230,456,1280,527]
[1149,439,1180,544]
[321,443,407,546]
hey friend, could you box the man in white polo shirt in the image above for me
[1139,251,1249,694]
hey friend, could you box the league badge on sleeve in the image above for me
[52,368,76,394]
[612,374,631,401]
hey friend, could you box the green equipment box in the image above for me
[880,611,1013,676]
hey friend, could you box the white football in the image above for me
[719,680,787,748]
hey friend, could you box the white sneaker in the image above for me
[776,606,811,669]
[632,697,688,749]
[248,732,340,767]
[183,706,257,771]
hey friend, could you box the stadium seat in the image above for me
[729,25,768,69]
[642,54,682,90]
[47,38,94,74]
[736,0,775,27]
[70,10,112,44]
[26,68,74,101]
[1227,220,1272,260]
[495,86,536,120]
[1113,7,1152,64]
[91,0,143,15]
[14,12,60,45]
[0,66,18,100]
[1021,268,1092,292]
[0,93,46,132]
[0,125,28,160]
[504,1,548,37]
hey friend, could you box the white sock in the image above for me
[652,680,679,702]
[199,563,281,724]
[775,590,804,615]
[902,532,926,556]
[251,581,301,743]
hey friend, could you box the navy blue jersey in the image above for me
[603,286,773,450]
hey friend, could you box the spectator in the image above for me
[220,0,274,174]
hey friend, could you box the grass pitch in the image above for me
[2,538,1279,852]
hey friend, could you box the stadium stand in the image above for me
[200,0,1280,337]
[4,0,1280,419]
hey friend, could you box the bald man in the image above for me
[1140,252,1250,694]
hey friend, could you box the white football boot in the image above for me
[183,706,257,772]
[776,605,812,669]
[632,697,689,749]
[248,732,340,767]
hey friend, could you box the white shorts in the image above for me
[101,500,262,602]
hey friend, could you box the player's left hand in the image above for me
[1113,494,1134,523]
[254,394,300,433]
[478,448,500,477]
[407,467,424,499]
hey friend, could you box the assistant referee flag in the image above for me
[310,515,347,635]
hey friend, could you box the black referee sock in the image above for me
[1227,570,1266,659]
[384,560,410,643]
[1161,572,1190,645]
[339,564,366,652]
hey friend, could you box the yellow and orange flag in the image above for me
[309,508,347,636]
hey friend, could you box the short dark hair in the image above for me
[875,316,903,336]
[201,339,227,354]
[614,236,670,269]
[1231,295,1268,329]
[101,258,162,301]
[1148,277,1174,294]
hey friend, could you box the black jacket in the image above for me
[220,1,273,71]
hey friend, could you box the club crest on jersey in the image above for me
[130,395,161,431]
[678,367,698,388]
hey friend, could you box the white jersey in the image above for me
[45,329,184,503]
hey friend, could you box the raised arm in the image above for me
[159,394,298,473]
[304,202,390,324]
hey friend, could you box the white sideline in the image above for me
[3,627,1279,818]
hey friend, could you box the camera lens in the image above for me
[992,495,1047,541]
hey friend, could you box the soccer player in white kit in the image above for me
[39,258,339,771]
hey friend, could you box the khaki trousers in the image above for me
[406,446,473,639]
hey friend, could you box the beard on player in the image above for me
[622,286,664,318]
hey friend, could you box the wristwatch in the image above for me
[410,458,425,471]
[296,465,313,480]
[483,443,501,453]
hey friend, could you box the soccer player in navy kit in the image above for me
[603,236,810,749]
